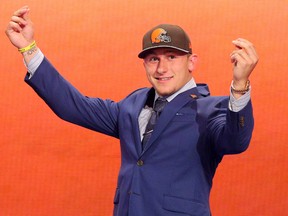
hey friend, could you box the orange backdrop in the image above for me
[1,0,287,215]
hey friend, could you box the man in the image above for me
[6,6,258,216]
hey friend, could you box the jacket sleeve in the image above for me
[207,97,254,156]
[25,57,119,138]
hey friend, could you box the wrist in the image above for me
[22,46,39,64]
[18,41,36,53]
[18,41,38,64]
[232,79,249,88]
[231,80,250,95]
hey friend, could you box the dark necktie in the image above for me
[142,97,168,149]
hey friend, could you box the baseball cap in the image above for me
[138,24,192,58]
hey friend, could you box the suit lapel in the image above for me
[130,88,152,156]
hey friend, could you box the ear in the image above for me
[188,54,198,72]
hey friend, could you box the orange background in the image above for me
[0,0,287,215]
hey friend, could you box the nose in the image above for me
[156,59,168,74]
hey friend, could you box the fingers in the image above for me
[6,6,35,49]
[7,21,21,33]
[11,16,28,27]
[230,49,253,67]
[12,6,30,24]
[13,6,30,18]
[230,38,259,83]
[232,38,259,63]
[7,6,30,33]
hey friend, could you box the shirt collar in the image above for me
[154,78,197,103]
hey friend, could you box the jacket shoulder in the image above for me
[195,83,210,97]
[125,87,150,97]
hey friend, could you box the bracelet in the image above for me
[18,41,36,53]
[231,80,250,94]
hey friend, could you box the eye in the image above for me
[168,55,176,60]
[146,56,159,63]
[152,57,159,61]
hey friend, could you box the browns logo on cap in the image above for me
[151,28,171,43]
[138,24,192,58]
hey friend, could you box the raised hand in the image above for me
[230,38,259,90]
[5,6,34,49]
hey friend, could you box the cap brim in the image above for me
[138,45,191,58]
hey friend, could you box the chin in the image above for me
[157,90,174,97]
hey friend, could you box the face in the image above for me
[143,48,197,97]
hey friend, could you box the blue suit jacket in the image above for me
[25,58,254,216]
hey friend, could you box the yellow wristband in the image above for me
[18,41,36,53]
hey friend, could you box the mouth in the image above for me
[155,76,173,81]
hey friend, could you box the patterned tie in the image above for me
[142,97,168,149]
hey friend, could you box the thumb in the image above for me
[22,8,30,21]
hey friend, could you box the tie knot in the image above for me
[154,97,168,113]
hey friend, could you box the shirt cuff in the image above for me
[229,86,251,112]
[23,49,44,79]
